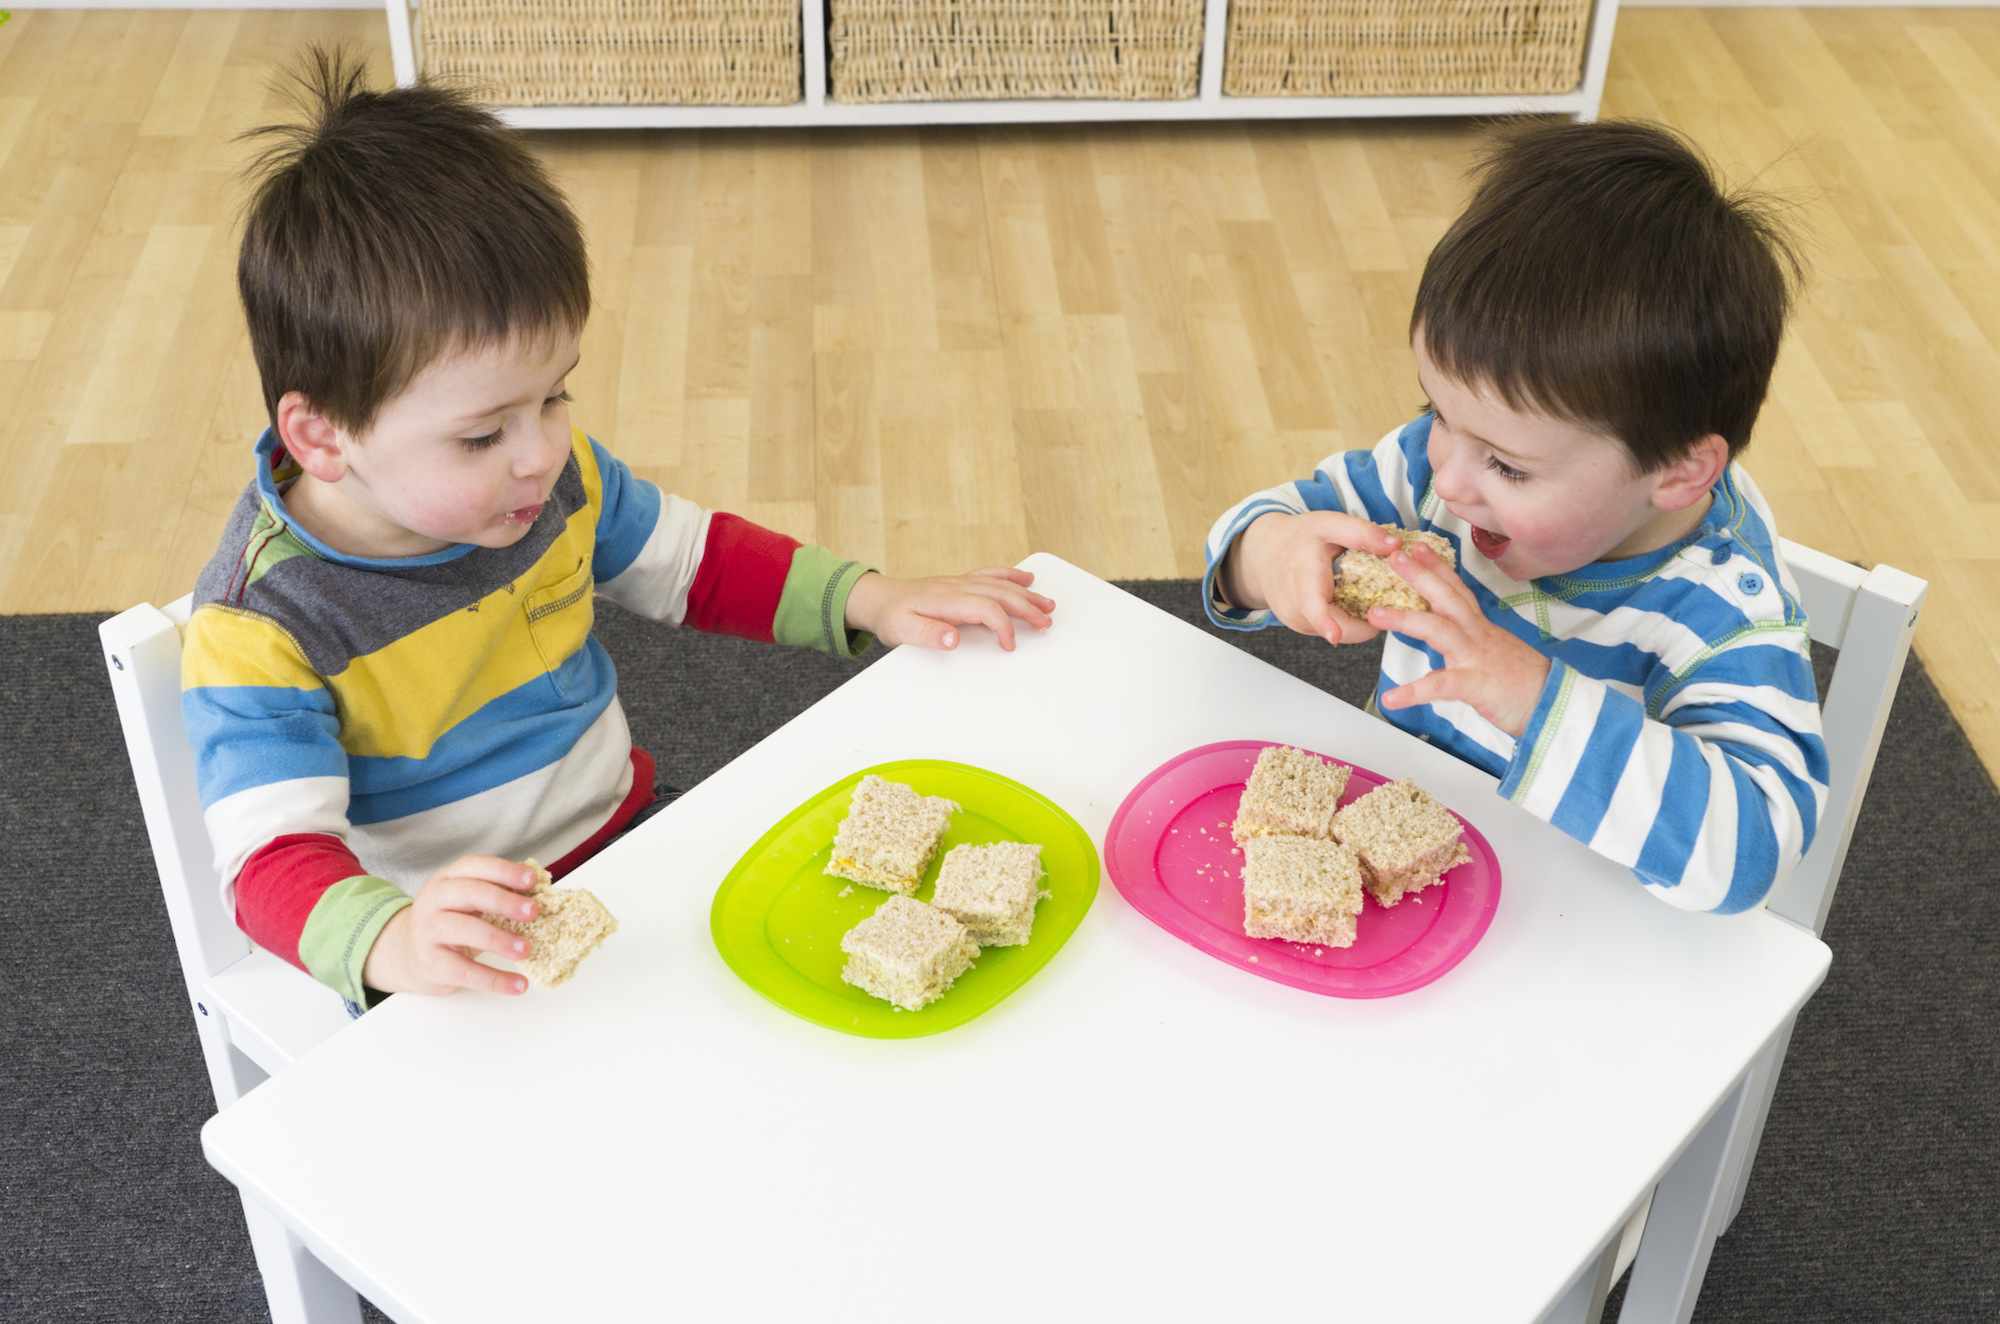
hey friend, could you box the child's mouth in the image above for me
[1469,524,1511,559]
[504,503,545,526]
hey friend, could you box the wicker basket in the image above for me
[828,0,1206,103]
[1223,0,1594,98]
[417,0,803,106]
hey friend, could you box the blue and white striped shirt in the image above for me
[1204,413,1827,914]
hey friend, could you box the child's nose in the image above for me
[1429,440,1473,505]
[515,426,566,479]
[1433,466,1471,506]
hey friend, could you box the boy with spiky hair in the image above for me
[185,51,1053,1012]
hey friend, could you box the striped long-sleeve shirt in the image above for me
[1204,414,1827,914]
[183,426,872,1004]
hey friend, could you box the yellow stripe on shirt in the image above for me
[331,504,599,760]
[182,605,323,692]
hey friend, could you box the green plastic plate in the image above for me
[710,759,1100,1038]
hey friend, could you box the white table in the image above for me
[202,553,1830,1323]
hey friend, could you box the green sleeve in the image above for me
[773,545,875,657]
[298,875,413,1007]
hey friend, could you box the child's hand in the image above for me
[1367,544,1552,738]
[1228,512,1406,645]
[844,567,1055,652]
[360,856,544,997]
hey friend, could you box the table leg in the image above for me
[241,1193,362,1324]
[1717,1014,1796,1237]
[1615,1072,1751,1323]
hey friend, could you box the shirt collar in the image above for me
[252,428,475,569]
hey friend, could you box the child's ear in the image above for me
[275,391,349,481]
[1652,433,1730,512]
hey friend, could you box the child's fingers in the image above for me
[978,584,1054,630]
[960,597,1018,650]
[434,911,533,961]
[958,576,1054,618]
[1368,605,1467,657]
[1391,547,1476,622]
[440,878,540,923]
[897,614,963,651]
[1295,512,1404,557]
[1298,594,1343,646]
[1380,670,1457,711]
[1295,558,1336,613]
[1328,606,1377,643]
[1292,597,1375,646]
[915,595,1018,650]
[434,947,529,996]
[972,567,1036,587]
[1288,559,1346,643]
[1267,601,1314,639]
[442,855,541,893]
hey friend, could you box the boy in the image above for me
[183,52,1053,1011]
[1206,121,1825,915]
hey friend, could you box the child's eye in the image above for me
[461,427,503,451]
[1485,454,1529,483]
[544,389,573,409]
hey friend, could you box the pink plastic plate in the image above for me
[1104,740,1502,998]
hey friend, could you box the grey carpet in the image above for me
[3,584,1995,1322]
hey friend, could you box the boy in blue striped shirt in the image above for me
[1205,121,1824,914]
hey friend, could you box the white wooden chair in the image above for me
[101,595,363,1324]
[107,533,1925,1324]
[1587,538,1928,1321]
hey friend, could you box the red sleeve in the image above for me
[682,512,799,642]
[547,746,658,880]
[234,833,367,971]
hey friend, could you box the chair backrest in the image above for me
[101,596,251,993]
[102,596,349,1105]
[1770,539,1927,935]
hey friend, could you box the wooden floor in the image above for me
[3,8,1998,777]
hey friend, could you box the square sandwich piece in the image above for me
[1332,527,1457,617]
[487,862,619,988]
[826,774,958,893]
[931,841,1045,947]
[1231,744,1352,843]
[1241,834,1366,948]
[839,895,981,1011]
[1332,779,1471,907]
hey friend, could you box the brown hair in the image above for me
[236,48,590,436]
[1410,119,1803,470]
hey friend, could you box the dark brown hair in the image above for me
[236,48,590,435]
[1410,120,1803,470]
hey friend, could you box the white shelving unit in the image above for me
[385,0,1620,129]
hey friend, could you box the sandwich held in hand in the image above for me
[1332,526,1457,617]
[485,860,618,988]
